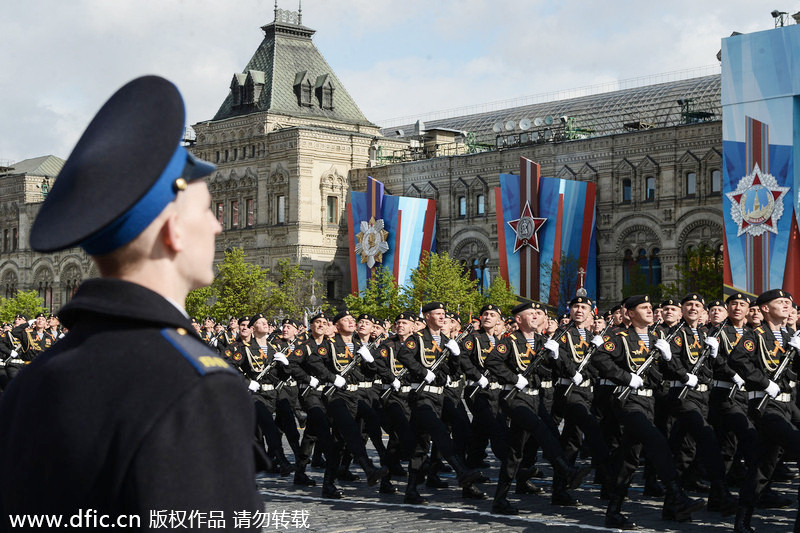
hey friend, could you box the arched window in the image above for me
[686,172,697,196]
[622,179,632,203]
[458,196,466,218]
[476,194,485,215]
[711,170,722,194]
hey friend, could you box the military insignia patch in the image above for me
[294,348,303,357]
[318,347,328,356]
[465,340,474,350]
[604,341,615,351]
[744,339,755,352]
[380,347,389,358]
[233,353,242,361]
[225,350,231,357]
[406,339,417,350]
[603,335,611,341]
[496,344,507,354]
[675,337,683,347]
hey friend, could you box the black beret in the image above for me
[624,294,650,309]
[723,292,746,304]
[559,312,570,320]
[239,316,251,325]
[511,302,532,315]
[34,312,47,319]
[661,298,680,308]
[203,316,215,323]
[421,302,445,313]
[30,76,215,254]
[333,310,353,323]
[707,299,725,310]
[309,311,327,323]
[250,313,267,323]
[610,305,621,313]
[395,311,417,322]
[356,314,376,324]
[756,289,791,306]
[681,293,705,305]
[568,296,592,308]
[480,304,501,315]
[450,312,461,323]
[282,318,300,328]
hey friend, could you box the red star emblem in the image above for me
[507,201,547,252]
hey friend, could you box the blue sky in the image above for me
[0,0,788,163]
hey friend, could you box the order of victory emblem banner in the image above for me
[347,177,437,293]
[721,26,800,298]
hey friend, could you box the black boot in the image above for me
[321,467,343,499]
[356,456,388,487]
[491,470,519,515]
[707,481,738,516]
[605,494,637,530]
[553,457,592,491]
[756,484,793,508]
[662,480,705,522]
[643,474,665,497]
[425,472,449,488]
[733,506,754,533]
[379,476,398,494]
[448,455,482,488]
[293,471,316,486]
[404,470,428,505]
[461,482,487,500]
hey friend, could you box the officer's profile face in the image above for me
[628,302,653,327]
[252,317,269,335]
[282,323,298,339]
[763,297,791,321]
[356,319,373,337]
[514,309,536,331]
[239,321,250,334]
[426,309,446,329]
[229,318,238,329]
[172,181,222,290]
[14,317,25,327]
[480,310,501,330]
[337,316,356,334]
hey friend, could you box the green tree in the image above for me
[404,252,483,317]
[482,275,518,316]
[659,244,722,300]
[211,248,274,319]
[344,265,406,321]
[265,258,325,321]
[0,290,46,323]
[185,286,214,320]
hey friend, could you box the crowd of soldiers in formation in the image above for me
[2,291,800,532]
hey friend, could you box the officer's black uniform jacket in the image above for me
[484,331,544,390]
[10,323,55,362]
[0,278,260,526]
[287,336,327,387]
[554,327,600,385]
[218,329,238,351]
[729,325,797,394]
[713,323,750,382]
[229,338,289,387]
[461,329,500,384]
[592,325,663,390]
[375,334,407,384]
[395,328,453,387]
[661,322,712,386]
[306,334,373,386]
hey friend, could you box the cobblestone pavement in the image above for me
[256,443,798,532]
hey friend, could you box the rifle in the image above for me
[563,321,614,399]
[413,324,474,394]
[254,340,295,389]
[380,367,407,400]
[756,340,797,413]
[503,321,574,402]
[677,319,728,400]
[323,334,386,398]
[616,320,684,404]
[466,331,502,401]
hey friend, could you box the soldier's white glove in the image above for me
[684,373,698,388]
[545,339,560,360]
[333,375,346,388]
[446,339,460,356]
[629,374,643,389]
[308,376,319,388]
[273,353,289,366]
[591,335,604,348]
[9,349,17,358]
[515,374,528,390]
[704,337,719,358]
[424,370,436,384]
[445,375,452,386]
[477,375,489,389]
[572,372,584,386]
[58,333,65,339]
[392,378,401,391]
[210,337,218,347]
[358,345,374,363]
[655,339,672,361]
[732,373,745,387]
[765,380,780,398]
[789,334,800,351]
[27,319,34,326]
[248,380,260,392]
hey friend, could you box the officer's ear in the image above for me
[160,206,183,254]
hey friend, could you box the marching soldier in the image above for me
[7,313,55,382]
[592,294,705,528]
[486,302,591,515]
[728,289,800,533]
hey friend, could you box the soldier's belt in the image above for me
[261,384,275,391]
[598,378,617,386]
[748,391,792,403]
[446,378,462,388]
[7,358,27,365]
[410,384,444,394]
[358,381,373,388]
[669,380,709,392]
[302,384,326,392]
[557,377,591,388]
[539,380,553,389]
[712,380,734,389]
[502,384,538,395]
[633,388,653,397]
[381,383,412,393]
[342,384,360,392]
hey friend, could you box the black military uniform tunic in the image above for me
[0,278,260,528]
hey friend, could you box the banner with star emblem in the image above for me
[347,176,437,294]
[721,26,800,298]
[496,157,597,306]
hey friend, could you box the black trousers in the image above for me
[408,391,457,472]
[667,389,726,483]
[465,388,509,462]
[552,384,610,464]
[748,398,800,510]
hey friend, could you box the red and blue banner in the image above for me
[496,157,597,309]
[721,26,800,299]
[347,177,437,293]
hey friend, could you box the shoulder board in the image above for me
[161,328,237,376]
[755,327,765,334]
[618,331,628,337]
[509,333,518,341]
